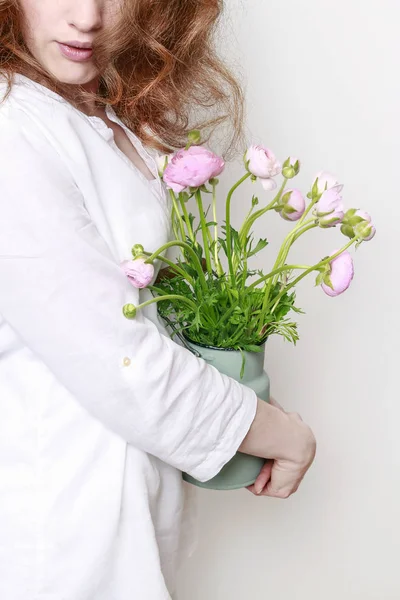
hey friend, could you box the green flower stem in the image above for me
[225,172,252,284]
[147,285,217,329]
[178,192,195,243]
[242,202,257,231]
[131,294,199,315]
[169,189,186,243]
[270,222,319,292]
[241,254,248,292]
[171,207,180,242]
[238,178,288,245]
[271,218,315,278]
[205,225,224,276]
[266,194,318,279]
[268,238,356,315]
[248,263,312,290]
[145,240,208,293]
[195,189,213,275]
[211,181,224,277]
[271,220,317,284]
[232,178,288,274]
[260,217,315,321]
[142,252,195,287]
[290,222,318,244]
[217,300,241,327]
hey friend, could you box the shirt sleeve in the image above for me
[0,116,258,482]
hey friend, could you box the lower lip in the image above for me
[57,42,93,62]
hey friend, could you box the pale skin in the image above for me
[19,0,317,498]
[240,397,316,498]
[19,0,156,181]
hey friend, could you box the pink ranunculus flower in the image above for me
[354,209,371,222]
[260,178,278,192]
[321,249,354,297]
[120,258,155,289]
[245,145,281,178]
[353,209,376,241]
[162,145,225,193]
[341,208,376,240]
[354,220,376,241]
[244,145,281,189]
[279,188,306,221]
[363,225,376,241]
[315,185,345,227]
[312,171,343,196]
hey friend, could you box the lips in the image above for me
[68,44,92,49]
[61,41,93,49]
[57,42,93,62]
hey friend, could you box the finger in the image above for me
[246,460,273,495]
[256,462,301,499]
[257,477,303,498]
[259,477,293,499]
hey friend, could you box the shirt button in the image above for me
[123,356,131,366]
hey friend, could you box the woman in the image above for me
[0,0,316,598]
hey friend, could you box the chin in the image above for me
[49,63,98,86]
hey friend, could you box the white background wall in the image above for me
[176,1,400,598]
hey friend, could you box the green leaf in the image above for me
[243,344,264,353]
[247,238,268,258]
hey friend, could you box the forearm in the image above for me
[238,398,314,463]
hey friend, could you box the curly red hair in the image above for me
[0,0,247,158]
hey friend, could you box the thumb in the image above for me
[246,460,273,495]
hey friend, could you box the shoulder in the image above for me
[0,85,51,151]
[0,112,72,195]
[0,73,79,152]
[0,80,73,182]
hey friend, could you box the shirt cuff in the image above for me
[187,385,258,482]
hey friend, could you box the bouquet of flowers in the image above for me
[120,131,375,490]
[120,130,375,380]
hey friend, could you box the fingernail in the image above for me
[255,485,262,494]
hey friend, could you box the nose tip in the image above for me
[68,5,103,34]
[70,22,102,35]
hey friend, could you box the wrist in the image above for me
[238,398,289,458]
[238,398,316,464]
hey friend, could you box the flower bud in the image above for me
[342,208,369,226]
[187,129,201,145]
[319,249,354,297]
[131,244,145,258]
[341,209,376,241]
[244,145,281,190]
[123,303,137,318]
[354,220,376,241]
[311,171,343,199]
[278,189,305,221]
[282,156,300,179]
[315,186,344,228]
[340,223,355,239]
[121,258,155,289]
[260,178,277,192]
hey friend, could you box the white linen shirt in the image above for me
[0,73,258,600]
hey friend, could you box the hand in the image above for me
[245,396,316,499]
